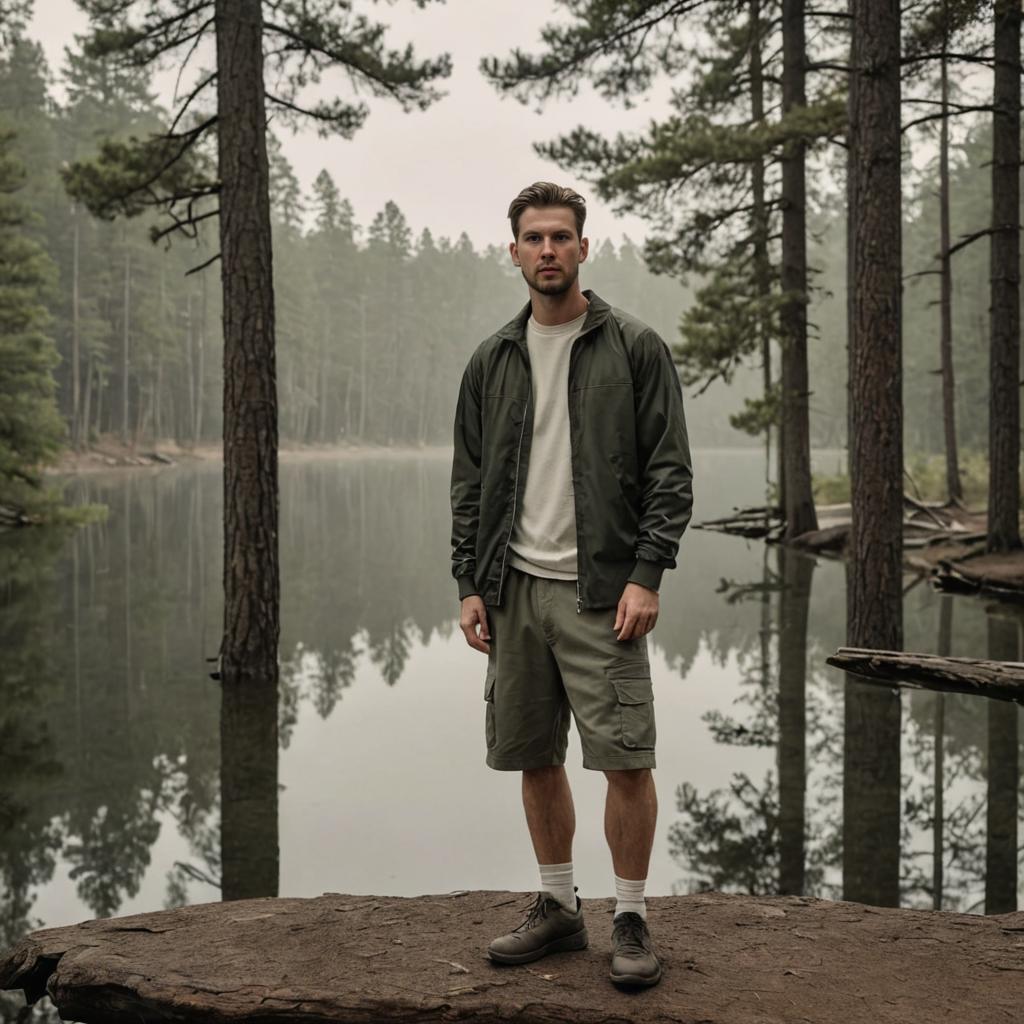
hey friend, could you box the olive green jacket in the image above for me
[450,289,693,610]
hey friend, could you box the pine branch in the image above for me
[901,103,994,132]
[167,70,217,137]
[947,226,996,257]
[899,50,996,67]
[185,251,220,276]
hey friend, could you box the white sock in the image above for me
[614,874,647,920]
[539,862,576,912]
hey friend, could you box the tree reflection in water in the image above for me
[668,546,1020,912]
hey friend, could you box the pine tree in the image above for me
[482,0,846,534]
[0,125,65,516]
[62,0,450,902]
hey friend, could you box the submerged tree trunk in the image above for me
[777,547,813,895]
[215,0,280,901]
[933,595,952,911]
[843,0,903,908]
[985,613,1019,915]
[987,0,1022,552]
[780,0,817,539]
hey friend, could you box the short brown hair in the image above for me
[508,182,587,240]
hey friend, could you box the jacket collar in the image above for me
[494,288,612,344]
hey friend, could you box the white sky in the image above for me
[28,1,987,248]
[29,0,673,249]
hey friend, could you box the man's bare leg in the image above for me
[522,765,575,863]
[487,765,586,963]
[603,768,657,889]
[604,768,661,985]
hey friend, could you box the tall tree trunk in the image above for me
[843,0,903,908]
[215,0,280,902]
[987,0,1022,551]
[778,546,812,896]
[985,613,1019,913]
[748,0,775,507]
[197,271,207,444]
[937,12,961,502]
[185,290,195,446]
[780,0,817,539]
[121,234,131,447]
[82,351,93,446]
[71,203,82,450]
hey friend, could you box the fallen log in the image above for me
[2,890,1023,1024]
[827,646,1024,704]
[933,550,1024,602]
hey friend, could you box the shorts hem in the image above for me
[582,752,656,771]
[487,753,568,771]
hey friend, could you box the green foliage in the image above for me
[0,125,66,507]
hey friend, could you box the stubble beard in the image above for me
[522,262,578,296]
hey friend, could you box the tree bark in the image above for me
[780,0,817,539]
[987,0,1022,552]
[121,235,131,447]
[71,203,82,450]
[932,596,952,911]
[749,0,776,507]
[844,0,903,908]
[215,0,280,901]
[938,11,961,503]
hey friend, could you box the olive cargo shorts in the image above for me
[483,567,656,771]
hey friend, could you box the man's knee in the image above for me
[603,767,653,788]
[524,764,566,784]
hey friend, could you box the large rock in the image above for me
[2,890,1022,1023]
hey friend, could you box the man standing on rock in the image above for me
[449,182,693,988]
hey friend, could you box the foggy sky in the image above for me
[29,0,672,250]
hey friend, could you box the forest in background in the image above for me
[0,22,1014,459]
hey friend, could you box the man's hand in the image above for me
[614,582,659,641]
[460,595,491,654]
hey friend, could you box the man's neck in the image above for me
[528,285,589,327]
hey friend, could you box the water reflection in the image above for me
[0,451,1020,965]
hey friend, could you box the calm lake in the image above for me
[1,447,1020,956]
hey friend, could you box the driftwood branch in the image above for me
[827,646,1024,704]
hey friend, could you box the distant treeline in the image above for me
[0,29,1014,457]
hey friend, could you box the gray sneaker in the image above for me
[609,912,662,987]
[487,889,588,964]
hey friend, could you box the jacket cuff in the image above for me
[457,574,481,601]
[627,558,665,593]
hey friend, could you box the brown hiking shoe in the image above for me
[487,889,588,965]
[609,912,662,987]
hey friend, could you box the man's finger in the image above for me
[479,609,490,641]
[617,610,637,641]
[613,601,626,632]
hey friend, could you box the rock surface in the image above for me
[2,890,1023,1023]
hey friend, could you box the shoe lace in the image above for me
[612,914,649,956]
[513,893,552,933]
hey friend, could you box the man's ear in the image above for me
[509,240,520,266]
[578,235,589,263]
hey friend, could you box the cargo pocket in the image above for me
[484,662,497,750]
[606,668,655,751]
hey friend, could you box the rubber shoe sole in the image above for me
[609,962,662,987]
[487,927,589,965]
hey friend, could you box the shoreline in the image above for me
[46,439,454,476]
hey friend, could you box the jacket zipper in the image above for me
[496,374,531,607]
[568,332,589,615]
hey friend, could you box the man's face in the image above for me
[510,206,589,296]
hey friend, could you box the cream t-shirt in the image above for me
[507,308,588,580]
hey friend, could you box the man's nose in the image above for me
[540,237,556,257]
